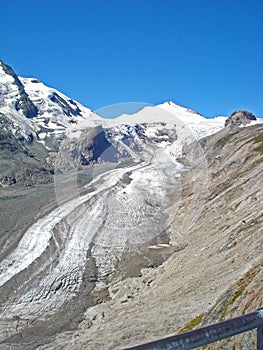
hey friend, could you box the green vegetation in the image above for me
[236,133,263,155]
[252,133,263,143]
[219,288,245,322]
[178,313,204,334]
[219,306,228,322]
[219,266,259,322]
[252,133,263,154]
[242,133,263,154]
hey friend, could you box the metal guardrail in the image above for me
[124,309,263,350]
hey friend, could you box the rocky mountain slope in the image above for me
[0,60,262,349]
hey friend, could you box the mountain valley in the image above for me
[0,59,262,349]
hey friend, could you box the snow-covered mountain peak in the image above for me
[0,59,103,128]
[0,61,15,85]
[0,60,38,119]
[158,101,205,120]
[108,100,226,138]
[110,100,205,126]
[20,76,103,129]
[0,60,104,149]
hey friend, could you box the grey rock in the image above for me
[225,110,256,127]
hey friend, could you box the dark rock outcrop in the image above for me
[49,92,82,117]
[225,110,256,127]
[0,113,53,187]
[55,126,121,171]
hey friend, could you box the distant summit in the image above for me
[225,110,257,127]
[0,59,103,143]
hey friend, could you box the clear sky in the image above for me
[1,0,262,118]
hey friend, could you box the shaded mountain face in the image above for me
[55,126,120,171]
[0,111,53,187]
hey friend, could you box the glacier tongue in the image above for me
[0,60,238,333]
[0,111,211,321]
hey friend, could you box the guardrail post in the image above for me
[257,326,263,350]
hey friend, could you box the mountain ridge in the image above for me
[0,60,226,186]
[1,59,262,158]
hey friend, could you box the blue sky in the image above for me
[1,0,262,118]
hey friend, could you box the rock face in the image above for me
[55,126,120,170]
[48,92,82,117]
[0,60,38,118]
[0,112,53,187]
[225,110,256,127]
